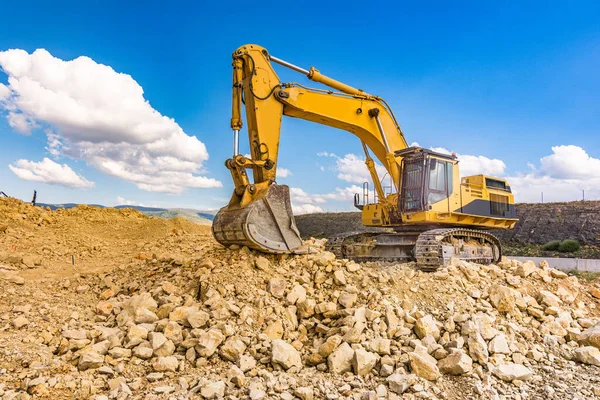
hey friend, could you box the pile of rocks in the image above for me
[3,227,600,398]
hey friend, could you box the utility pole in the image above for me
[32,190,37,206]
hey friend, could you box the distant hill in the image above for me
[36,203,213,225]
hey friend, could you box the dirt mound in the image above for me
[0,197,209,280]
[2,198,600,399]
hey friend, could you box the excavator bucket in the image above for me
[212,184,305,254]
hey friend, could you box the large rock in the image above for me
[312,251,335,266]
[338,291,358,308]
[352,348,378,376]
[271,339,302,370]
[267,278,286,299]
[515,261,537,277]
[438,350,473,375]
[409,351,440,381]
[488,285,518,314]
[327,342,354,374]
[195,329,225,358]
[187,309,210,329]
[220,337,247,362]
[539,290,561,308]
[264,320,284,340]
[488,333,510,354]
[201,381,225,399]
[152,356,178,372]
[492,364,533,382]
[287,285,307,305]
[116,293,158,326]
[471,313,497,340]
[578,323,600,349]
[164,321,183,345]
[369,338,391,355]
[574,346,600,366]
[386,373,417,394]
[414,315,440,340]
[468,332,489,364]
[78,351,104,371]
[318,335,342,357]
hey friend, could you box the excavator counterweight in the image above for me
[212,44,517,270]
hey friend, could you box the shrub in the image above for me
[542,240,561,251]
[558,239,580,253]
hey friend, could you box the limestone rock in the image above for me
[287,284,307,305]
[152,356,178,372]
[488,285,518,314]
[333,270,346,285]
[471,313,497,340]
[352,348,378,376]
[318,335,342,357]
[12,316,29,329]
[195,329,225,357]
[369,338,391,355]
[338,291,357,308]
[409,351,440,381]
[516,261,536,277]
[414,315,440,339]
[328,341,354,374]
[578,323,600,349]
[267,277,286,299]
[187,309,210,329]
[79,351,104,371]
[220,337,247,362]
[539,290,561,308]
[255,256,271,272]
[574,346,600,366]
[488,333,510,354]
[264,320,284,340]
[468,332,489,364]
[492,363,533,382]
[271,339,302,370]
[386,373,417,394]
[438,350,473,375]
[294,387,314,400]
[227,365,246,388]
[201,381,225,399]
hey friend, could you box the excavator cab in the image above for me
[397,147,457,213]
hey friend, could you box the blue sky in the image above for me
[0,1,599,211]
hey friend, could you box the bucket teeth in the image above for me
[212,184,304,254]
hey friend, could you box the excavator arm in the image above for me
[213,44,408,254]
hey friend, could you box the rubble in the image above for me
[3,197,600,399]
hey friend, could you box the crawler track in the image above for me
[326,228,502,272]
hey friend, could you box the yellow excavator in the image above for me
[212,44,517,271]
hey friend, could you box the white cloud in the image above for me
[0,49,221,194]
[505,145,600,202]
[429,146,506,177]
[317,151,337,157]
[0,83,9,100]
[290,187,325,204]
[116,196,138,206]
[8,158,94,188]
[292,203,323,214]
[278,167,292,178]
[319,153,388,184]
[540,145,600,179]
[7,112,34,134]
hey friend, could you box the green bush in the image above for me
[558,239,580,253]
[542,240,561,251]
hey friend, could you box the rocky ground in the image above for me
[2,198,600,399]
